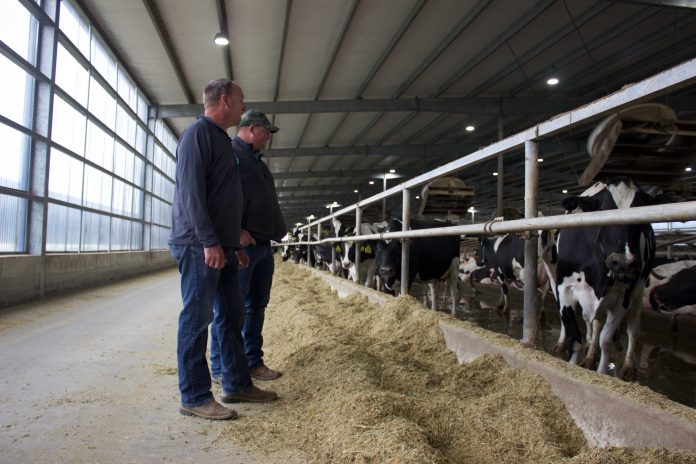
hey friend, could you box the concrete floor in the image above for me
[0,269,297,463]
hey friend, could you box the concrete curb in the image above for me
[308,267,696,450]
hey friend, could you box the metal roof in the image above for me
[75,0,696,225]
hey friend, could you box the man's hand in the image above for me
[240,229,256,247]
[236,249,250,268]
[204,245,226,269]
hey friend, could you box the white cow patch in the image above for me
[606,180,638,210]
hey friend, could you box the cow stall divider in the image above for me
[278,56,696,349]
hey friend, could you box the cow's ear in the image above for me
[562,196,599,212]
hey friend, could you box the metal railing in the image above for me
[280,56,696,347]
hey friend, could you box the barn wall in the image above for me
[0,252,175,308]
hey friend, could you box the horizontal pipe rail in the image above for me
[280,201,696,246]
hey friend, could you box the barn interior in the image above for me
[2,0,696,462]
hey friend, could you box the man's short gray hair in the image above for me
[203,79,235,107]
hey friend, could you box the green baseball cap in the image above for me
[239,109,279,133]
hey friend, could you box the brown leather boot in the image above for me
[250,364,282,381]
[221,385,278,403]
[179,399,238,420]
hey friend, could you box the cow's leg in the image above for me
[428,282,437,310]
[449,258,459,315]
[497,282,509,312]
[557,283,582,362]
[597,308,623,375]
[617,296,643,381]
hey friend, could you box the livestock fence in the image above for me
[278,56,696,347]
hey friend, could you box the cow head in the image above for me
[562,177,657,284]
[458,256,482,283]
[375,219,403,290]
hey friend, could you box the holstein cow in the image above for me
[648,263,696,330]
[554,176,663,380]
[332,218,380,288]
[475,230,556,313]
[375,219,460,314]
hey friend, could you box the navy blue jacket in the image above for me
[232,137,287,243]
[169,116,243,248]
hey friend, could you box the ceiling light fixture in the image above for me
[537,158,544,162]
[353,189,359,193]
[389,169,396,173]
[492,172,498,176]
[686,167,692,172]
[214,32,229,46]
[562,189,568,194]
[465,125,475,132]
[369,180,375,185]
[547,77,559,86]
[415,195,420,199]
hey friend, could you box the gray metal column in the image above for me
[355,207,362,283]
[306,223,312,268]
[382,173,387,221]
[522,140,540,347]
[330,215,337,274]
[316,221,322,269]
[400,189,411,297]
[497,117,504,217]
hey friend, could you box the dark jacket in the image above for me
[169,116,243,248]
[232,137,287,243]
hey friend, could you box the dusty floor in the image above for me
[0,269,305,463]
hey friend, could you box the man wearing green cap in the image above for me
[210,109,287,382]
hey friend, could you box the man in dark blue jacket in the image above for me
[169,81,277,421]
[210,109,287,383]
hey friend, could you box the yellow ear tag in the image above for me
[335,246,341,252]
[364,244,372,254]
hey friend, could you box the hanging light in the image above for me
[214,32,229,46]
[546,77,559,86]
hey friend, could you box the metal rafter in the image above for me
[142,0,195,103]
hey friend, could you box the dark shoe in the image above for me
[211,375,222,385]
[179,399,238,420]
[221,385,278,403]
[250,364,282,381]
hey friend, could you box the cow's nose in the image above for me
[380,265,394,274]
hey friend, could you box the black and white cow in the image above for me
[375,219,460,314]
[475,230,556,312]
[648,264,696,330]
[332,218,380,288]
[554,177,663,380]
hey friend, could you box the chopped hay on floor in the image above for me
[217,260,696,463]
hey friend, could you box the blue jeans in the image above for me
[211,243,274,373]
[170,244,251,407]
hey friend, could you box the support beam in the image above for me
[156,96,594,118]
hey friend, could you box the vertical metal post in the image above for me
[330,215,337,274]
[306,223,312,268]
[522,140,540,347]
[497,116,504,217]
[316,221,322,269]
[354,207,362,283]
[400,189,411,296]
[667,222,673,259]
[382,173,387,221]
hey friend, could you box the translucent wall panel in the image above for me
[117,68,137,113]
[115,103,136,148]
[113,140,134,183]
[81,210,109,251]
[85,120,114,171]
[133,156,145,188]
[52,95,86,156]
[0,54,34,128]
[152,171,174,202]
[0,123,30,191]
[111,178,133,216]
[90,36,117,89]
[110,217,130,250]
[82,165,112,212]
[131,221,143,250]
[48,148,83,204]
[0,0,37,63]
[151,225,169,250]
[55,43,89,107]
[88,77,116,130]
[59,1,90,58]
[132,189,143,219]
[0,193,27,253]
[137,95,148,123]
[46,203,81,252]
[151,197,171,227]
